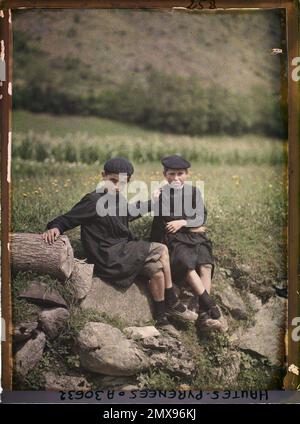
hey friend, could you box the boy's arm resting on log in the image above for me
[43,193,97,243]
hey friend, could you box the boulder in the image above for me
[77,322,149,376]
[123,326,160,340]
[245,292,262,313]
[231,297,287,366]
[215,280,248,320]
[19,282,68,308]
[39,308,70,339]
[13,322,39,345]
[69,259,94,300]
[140,334,196,378]
[15,331,46,380]
[149,352,195,378]
[249,281,276,303]
[81,277,153,325]
[44,372,91,391]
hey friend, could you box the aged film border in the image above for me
[0,0,299,392]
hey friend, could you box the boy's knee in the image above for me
[201,264,213,269]
[199,264,213,274]
[152,269,164,280]
[159,244,169,258]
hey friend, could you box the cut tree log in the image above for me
[10,233,74,281]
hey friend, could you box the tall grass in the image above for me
[12,130,287,166]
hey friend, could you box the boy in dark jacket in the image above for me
[150,155,223,331]
[42,157,197,332]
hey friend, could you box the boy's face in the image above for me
[163,168,188,189]
[102,172,131,193]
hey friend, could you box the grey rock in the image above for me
[121,385,139,391]
[15,331,46,380]
[249,282,276,303]
[78,322,149,376]
[19,281,68,308]
[215,281,247,320]
[92,375,138,390]
[196,313,229,333]
[158,323,181,338]
[141,334,182,351]
[124,326,160,340]
[70,259,94,300]
[245,292,262,313]
[44,372,91,391]
[239,264,251,274]
[140,334,195,378]
[211,351,241,388]
[232,297,286,366]
[39,308,70,339]
[13,322,38,344]
[81,277,153,325]
[149,352,194,378]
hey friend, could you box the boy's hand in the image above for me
[151,187,162,202]
[165,220,187,234]
[42,228,61,244]
[189,226,207,233]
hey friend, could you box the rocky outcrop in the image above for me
[91,375,139,390]
[123,326,160,340]
[81,278,153,325]
[39,307,70,339]
[230,297,287,366]
[215,280,248,320]
[15,331,46,380]
[19,282,68,308]
[210,351,241,388]
[12,234,288,391]
[13,322,39,345]
[44,372,91,391]
[69,259,94,300]
[77,322,196,381]
[137,333,196,379]
[77,322,149,376]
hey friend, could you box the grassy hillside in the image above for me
[12,9,284,96]
[12,9,287,137]
[13,109,153,138]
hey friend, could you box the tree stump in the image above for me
[10,233,74,281]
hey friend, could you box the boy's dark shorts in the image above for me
[139,242,165,278]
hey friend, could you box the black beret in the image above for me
[104,157,134,176]
[161,155,191,170]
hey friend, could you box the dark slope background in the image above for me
[12,9,287,137]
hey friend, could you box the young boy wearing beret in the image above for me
[150,155,223,331]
